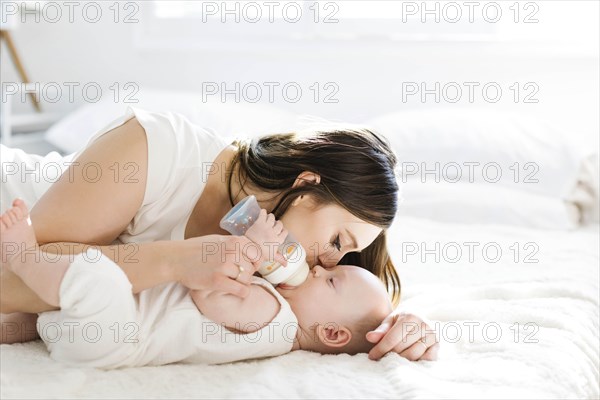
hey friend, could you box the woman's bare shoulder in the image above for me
[30,117,149,246]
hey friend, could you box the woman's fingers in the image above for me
[224,261,244,282]
[368,312,440,361]
[215,275,251,298]
[230,236,261,271]
[366,314,395,344]
[398,330,436,361]
[231,259,255,285]
[420,342,440,361]
[368,315,406,360]
[178,234,259,298]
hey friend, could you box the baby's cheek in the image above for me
[304,292,328,317]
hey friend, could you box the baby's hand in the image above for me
[244,209,288,267]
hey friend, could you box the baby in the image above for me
[0,199,392,369]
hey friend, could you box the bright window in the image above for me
[134,1,598,56]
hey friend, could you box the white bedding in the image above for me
[2,216,598,399]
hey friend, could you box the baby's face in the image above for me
[276,264,391,340]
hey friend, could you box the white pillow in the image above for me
[368,108,585,199]
[45,88,301,154]
[397,181,580,230]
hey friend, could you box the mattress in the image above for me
[1,216,598,399]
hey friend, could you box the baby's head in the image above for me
[276,265,392,355]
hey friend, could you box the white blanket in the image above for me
[1,217,598,399]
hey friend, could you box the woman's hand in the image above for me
[366,311,440,361]
[171,234,268,298]
[172,210,289,298]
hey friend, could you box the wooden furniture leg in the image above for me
[0,29,41,112]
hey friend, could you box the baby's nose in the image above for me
[312,265,325,277]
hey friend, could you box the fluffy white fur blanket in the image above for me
[1,217,598,399]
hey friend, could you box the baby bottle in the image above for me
[220,195,310,287]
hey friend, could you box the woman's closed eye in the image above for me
[331,234,341,251]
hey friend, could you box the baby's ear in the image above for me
[316,323,352,348]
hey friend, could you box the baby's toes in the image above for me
[6,209,19,224]
[12,199,29,218]
[9,205,24,221]
[0,213,13,229]
[13,199,29,218]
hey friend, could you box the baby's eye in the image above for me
[328,277,335,288]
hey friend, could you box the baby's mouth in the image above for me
[277,283,297,290]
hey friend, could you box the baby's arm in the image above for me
[190,285,280,333]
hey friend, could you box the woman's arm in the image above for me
[40,241,174,294]
[30,117,148,246]
[1,233,268,314]
[2,117,182,312]
[1,117,179,313]
[0,240,175,314]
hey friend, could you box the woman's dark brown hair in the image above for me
[227,126,401,307]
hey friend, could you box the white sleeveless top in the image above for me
[38,248,299,368]
[2,106,228,243]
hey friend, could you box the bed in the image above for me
[1,217,598,399]
[2,92,598,399]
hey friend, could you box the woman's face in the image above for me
[278,195,382,269]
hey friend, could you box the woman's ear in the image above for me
[292,171,321,189]
[291,171,321,206]
[315,323,352,349]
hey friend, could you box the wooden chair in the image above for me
[0,29,41,112]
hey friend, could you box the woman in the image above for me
[0,107,439,361]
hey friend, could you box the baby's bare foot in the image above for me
[0,199,39,271]
[1,199,69,309]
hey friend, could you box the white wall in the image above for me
[1,1,598,149]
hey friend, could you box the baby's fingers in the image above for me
[273,220,284,235]
[256,209,268,223]
[274,251,288,267]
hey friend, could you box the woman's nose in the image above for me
[319,253,343,269]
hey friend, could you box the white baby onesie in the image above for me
[36,247,299,369]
